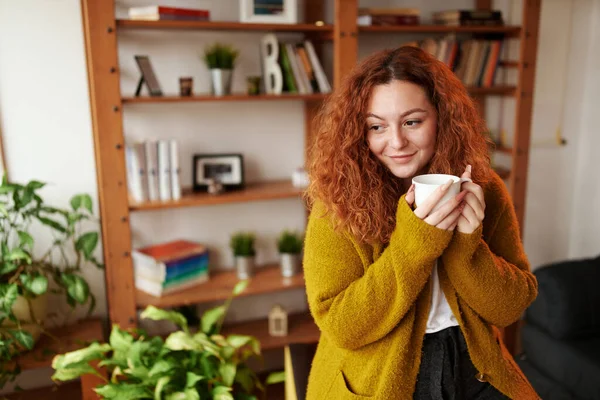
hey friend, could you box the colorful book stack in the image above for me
[276,39,331,94]
[133,240,209,297]
[357,8,420,26]
[128,6,210,21]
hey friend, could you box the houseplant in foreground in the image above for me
[51,280,284,399]
[0,176,103,387]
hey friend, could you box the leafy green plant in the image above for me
[51,281,284,399]
[203,43,239,70]
[229,232,256,257]
[276,231,304,255]
[0,176,103,387]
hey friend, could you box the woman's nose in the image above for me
[389,128,408,149]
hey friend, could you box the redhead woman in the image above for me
[303,46,539,399]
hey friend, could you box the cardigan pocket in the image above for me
[326,370,374,399]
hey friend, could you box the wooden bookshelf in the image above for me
[468,86,516,96]
[116,19,333,33]
[129,180,304,211]
[122,93,327,104]
[359,24,521,37]
[493,166,511,180]
[5,381,81,400]
[136,265,305,309]
[221,313,319,351]
[493,144,514,154]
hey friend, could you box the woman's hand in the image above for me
[456,165,486,234]
[406,180,466,231]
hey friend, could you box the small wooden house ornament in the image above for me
[268,304,288,337]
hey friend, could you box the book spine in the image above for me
[125,144,145,203]
[279,44,298,93]
[303,40,331,93]
[285,44,306,94]
[144,140,159,202]
[157,140,171,201]
[132,250,166,281]
[169,140,181,201]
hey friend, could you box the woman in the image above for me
[303,46,539,399]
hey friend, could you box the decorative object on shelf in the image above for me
[0,179,102,387]
[240,0,302,24]
[260,34,283,95]
[230,231,256,280]
[203,43,239,96]
[292,166,309,188]
[277,230,304,277]
[206,177,225,195]
[193,153,244,192]
[52,281,284,399]
[247,75,262,95]
[134,55,163,97]
[269,304,288,336]
[132,240,209,297]
[179,76,193,96]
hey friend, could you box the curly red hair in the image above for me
[306,46,493,244]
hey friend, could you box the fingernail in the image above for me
[442,180,453,191]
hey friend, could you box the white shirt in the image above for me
[425,260,459,333]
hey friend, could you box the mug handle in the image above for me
[459,177,472,185]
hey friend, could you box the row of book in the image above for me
[357,7,420,26]
[432,9,504,26]
[128,5,210,21]
[125,140,181,204]
[416,37,503,88]
[275,40,331,94]
[133,240,209,297]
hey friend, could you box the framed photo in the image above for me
[193,154,244,192]
[240,0,302,24]
[134,55,163,97]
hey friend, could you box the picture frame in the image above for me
[193,154,244,192]
[134,55,163,97]
[240,0,302,24]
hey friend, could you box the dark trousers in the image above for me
[414,326,509,400]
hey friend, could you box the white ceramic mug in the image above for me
[412,174,472,211]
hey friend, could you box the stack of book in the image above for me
[133,240,209,297]
[128,6,210,21]
[125,139,181,204]
[276,39,331,95]
[432,9,503,26]
[357,8,420,26]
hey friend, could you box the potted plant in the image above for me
[203,43,239,96]
[0,176,102,387]
[229,232,256,280]
[52,281,284,399]
[276,230,303,278]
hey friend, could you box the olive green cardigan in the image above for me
[303,173,539,399]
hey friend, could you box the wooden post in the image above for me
[80,0,137,329]
[334,0,358,88]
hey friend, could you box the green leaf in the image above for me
[164,331,201,351]
[148,359,174,377]
[51,342,111,370]
[154,376,170,400]
[226,334,253,349]
[0,261,17,275]
[0,284,18,313]
[201,305,225,334]
[20,275,48,296]
[211,386,234,400]
[166,389,200,400]
[219,362,236,387]
[71,194,93,213]
[265,370,285,385]
[235,366,257,393]
[7,248,31,263]
[26,180,45,190]
[186,371,204,388]
[0,203,9,218]
[65,275,89,305]
[232,280,249,296]
[52,361,99,382]
[37,216,67,233]
[75,232,98,259]
[17,231,34,250]
[141,306,188,333]
[9,329,34,350]
[220,346,235,360]
[94,383,152,399]
[70,195,81,211]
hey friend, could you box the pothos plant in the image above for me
[52,281,284,400]
[0,176,103,387]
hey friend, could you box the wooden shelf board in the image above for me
[12,318,103,371]
[468,86,516,95]
[117,19,333,33]
[136,264,305,309]
[493,144,513,154]
[130,180,304,211]
[122,93,327,104]
[4,381,81,400]
[499,60,520,68]
[493,166,511,180]
[359,24,521,36]
[221,313,319,351]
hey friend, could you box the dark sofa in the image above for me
[518,255,600,400]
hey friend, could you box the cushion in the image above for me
[522,323,600,400]
[526,255,600,339]
[517,357,582,400]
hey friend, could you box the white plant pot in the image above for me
[280,253,301,277]
[235,256,255,280]
[210,69,233,96]
[2,293,48,350]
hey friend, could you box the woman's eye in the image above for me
[369,125,383,132]
[404,120,422,127]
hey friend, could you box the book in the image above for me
[433,9,503,26]
[303,40,331,93]
[357,15,420,26]
[285,43,307,94]
[133,250,209,282]
[279,44,298,93]
[125,143,146,203]
[144,140,159,202]
[128,6,210,20]
[296,44,319,92]
[135,271,209,297]
[169,140,181,201]
[157,139,171,201]
[136,240,208,263]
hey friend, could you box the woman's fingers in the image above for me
[423,190,467,226]
[414,179,454,219]
[405,184,415,206]
[461,182,485,211]
[463,192,485,221]
[435,202,465,230]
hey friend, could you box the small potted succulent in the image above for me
[229,231,256,280]
[203,43,239,96]
[276,230,303,278]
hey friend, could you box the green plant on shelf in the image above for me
[52,280,284,399]
[0,175,103,387]
[276,230,303,255]
[229,232,256,257]
[203,43,239,70]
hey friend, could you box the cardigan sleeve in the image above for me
[440,191,538,328]
[303,197,452,350]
